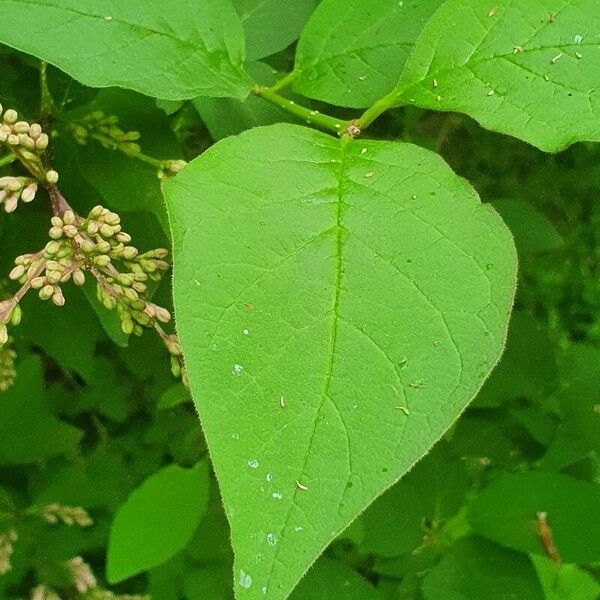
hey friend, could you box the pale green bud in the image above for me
[49,226,63,239]
[9,265,25,280]
[39,285,54,300]
[45,169,59,184]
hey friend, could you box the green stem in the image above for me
[0,153,16,168]
[356,90,398,131]
[266,71,298,94]
[253,85,350,135]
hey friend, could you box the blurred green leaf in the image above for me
[468,471,600,563]
[556,344,600,455]
[421,536,544,600]
[532,554,600,600]
[291,558,382,600]
[107,462,210,582]
[359,444,470,558]
[475,311,558,408]
[492,200,562,255]
[0,356,82,465]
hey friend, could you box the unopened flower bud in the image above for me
[9,304,21,326]
[49,226,63,239]
[45,169,59,184]
[9,265,25,280]
[52,290,65,306]
[39,285,54,300]
[29,123,42,139]
[73,270,86,286]
[3,109,17,124]
[36,134,49,151]
[21,183,37,203]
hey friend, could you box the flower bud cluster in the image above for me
[0,104,49,154]
[0,295,22,347]
[68,556,97,594]
[0,175,38,212]
[31,586,61,600]
[11,245,75,308]
[0,342,17,392]
[41,503,93,528]
[70,111,141,157]
[0,529,18,575]
[161,332,187,384]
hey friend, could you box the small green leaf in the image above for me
[0,0,252,100]
[294,0,445,107]
[107,462,210,583]
[233,0,318,61]
[164,124,516,599]
[392,0,600,151]
[421,537,544,600]
[468,471,600,564]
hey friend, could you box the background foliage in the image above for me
[0,1,599,599]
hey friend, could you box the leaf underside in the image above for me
[164,123,517,599]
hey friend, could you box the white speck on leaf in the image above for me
[575,34,583,44]
[243,328,249,335]
[294,526,304,532]
[266,533,278,546]
[272,492,283,500]
[103,15,112,20]
[248,459,259,469]
[262,587,267,594]
[239,570,252,589]
[233,364,243,375]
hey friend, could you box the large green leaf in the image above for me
[391,0,600,151]
[0,0,251,100]
[233,0,318,61]
[294,0,445,108]
[164,123,516,599]
[107,462,210,583]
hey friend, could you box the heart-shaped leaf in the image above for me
[391,0,600,151]
[164,123,516,599]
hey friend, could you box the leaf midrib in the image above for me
[262,138,349,597]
